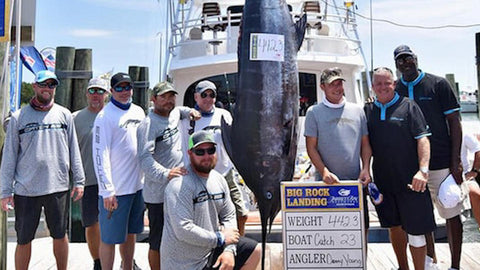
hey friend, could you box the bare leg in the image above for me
[237,214,248,236]
[119,233,136,270]
[15,242,31,270]
[425,232,436,263]
[86,222,101,260]
[100,241,115,270]
[148,249,160,270]
[240,244,261,270]
[389,226,409,270]
[410,244,426,270]
[469,182,480,226]
[446,215,462,269]
[53,236,69,270]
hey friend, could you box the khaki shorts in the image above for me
[428,168,465,219]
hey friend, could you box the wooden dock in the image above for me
[5,238,480,269]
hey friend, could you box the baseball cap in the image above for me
[195,80,217,94]
[153,81,178,96]
[438,174,463,208]
[320,67,345,84]
[35,70,59,84]
[394,45,415,60]
[188,130,217,150]
[88,77,109,92]
[110,72,133,88]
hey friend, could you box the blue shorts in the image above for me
[98,190,145,244]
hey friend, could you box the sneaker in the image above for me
[425,256,440,270]
[120,260,142,270]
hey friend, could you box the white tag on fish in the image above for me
[249,33,285,62]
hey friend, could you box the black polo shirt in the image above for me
[395,72,460,170]
[365,94,431,192]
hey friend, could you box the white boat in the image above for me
[162,0,371,113]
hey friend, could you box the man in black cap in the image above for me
[181,80,250,236]
[394,45,463,270]
[93,72,146,269]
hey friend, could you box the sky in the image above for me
[26,0,480,92]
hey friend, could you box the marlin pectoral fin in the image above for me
[295,14,307,51]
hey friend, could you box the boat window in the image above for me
[183,72,317,117]
[183,73,238,112]
[299,72,317,116]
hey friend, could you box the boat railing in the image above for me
[168,2,361,61]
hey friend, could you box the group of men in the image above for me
[305,45,468,270]
[0,69,259,270]
[0,43,475,270]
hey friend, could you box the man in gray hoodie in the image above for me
[0,70,85,270]
[161,130,260,270]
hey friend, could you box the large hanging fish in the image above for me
[222,0,306,268]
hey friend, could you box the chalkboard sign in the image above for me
[281,181,366,269]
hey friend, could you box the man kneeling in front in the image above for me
[161,130,261,269]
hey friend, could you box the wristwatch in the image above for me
[420,166,429,174]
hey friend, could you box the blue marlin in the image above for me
[222,0,306,267]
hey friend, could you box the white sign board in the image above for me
[281,181,366,269]
[249,33,284,62]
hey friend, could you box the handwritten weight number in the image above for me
[340,233,356,246]
[328,215,351,227]
[258,38,284,54]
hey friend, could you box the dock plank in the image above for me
[6,238,480,269]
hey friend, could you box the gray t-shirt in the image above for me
[304,102,368,180]
[137,107,191,204]
[161,167,237,269]
[0,104,85,197]
[73,108,98,186]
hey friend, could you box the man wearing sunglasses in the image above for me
[0,70,85,270]
[181,80,249,236]
[93,72,145,270]
[162,130,261,270]
[136,81,200,270]
[394,45,463,270]
[73,77,110,270]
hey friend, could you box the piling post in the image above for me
[54,47,75,109]
[128,66,150,112]
[71,49,92,111]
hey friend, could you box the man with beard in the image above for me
[181,80,249,235]
[0,70,85,270]
[161,130,261,270]
[137,81,199,269]
[73,77,110,270]
[394,45,463,270]
[93,72,145,270]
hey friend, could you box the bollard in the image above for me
[128,66,150,112]
[71,49,92,111]
[54,47,75,109]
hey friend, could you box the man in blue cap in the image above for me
[0,70,85,270]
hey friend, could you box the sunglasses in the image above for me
[200,92,216,99]
[395,55,415,65]
[192,146,216,156]
[37,82,57,89]
[113,85,133,92]
[88,88,106,95]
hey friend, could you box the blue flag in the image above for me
[20,46,47,74]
